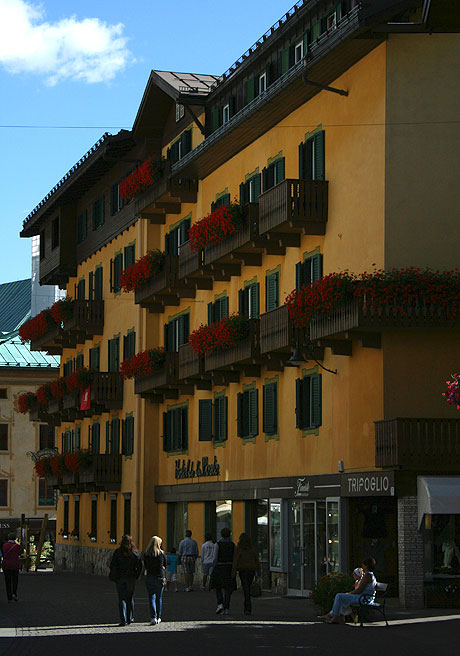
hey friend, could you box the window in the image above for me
[124,244,135,270]
[214,396,228,443]
[167,130,192,163]
[76,210,88,244]
[110,496,117,543]
[163,406,188,452]
[51,217,59,250]
[76,279,85,300]
[240,173,261,204]
[298,131,325,181]
[39,425,55,451]
[92,195,105,230]
[89,345,100,371]
[38,479,54,506]
[110,182,125,215]
[108,337,120,372]
[259,72,267,94]
[124,495,131,535]
[63,360,73,377]
[0,424,8,451]
[94,267,103,300]
[211,99,236,131]
[123,331,136,361]
[74,496,80,539]
[296,253,323,291]
[211,193,231,211]
[75,354,84,370]
[0,389,6,399]
[265,272,279,312]
[88,271,93,300]
[295,374,322,430]
[63,497,69,536]
[269,500,282,569]
[327,11,337,30]
[122,416,134,455]
[208,296,229,324]
[164,313,189,352]
[165,218,191,255]
[222,104,230,125]
[198,400,213,442]
[90,497,97,540]
[0,480,7,506]
[40,230,45,260]
[262,157,285,192]
[107,418,120,454]
[263,383,278,435]
[74,426,81,451]
[175,103,185,122]
[62,430,72,453]
[111,253,123,293]
[237,388,259,439]
[239,282,259,319]
[294,41,304,63]
[90,423,100,454]
[198,398,227,443]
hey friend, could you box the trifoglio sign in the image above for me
[341,471,395,497]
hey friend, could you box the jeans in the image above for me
[238,570,255,612]
[215,586,232,609]
[116,577,136,624]
[145,576,164,620]
[3,570,19,601]
[330,593,362,617]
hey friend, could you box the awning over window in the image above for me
[418,476,460,527]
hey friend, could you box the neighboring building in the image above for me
[0,280,60,543]
[19,0,460,606]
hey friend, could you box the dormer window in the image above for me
[259,72,267,94]
[175,103,185,122]
[222,103,230,125]
[295,41,304,64]
[327,12,337,30]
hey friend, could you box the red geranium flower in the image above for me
[119,157,164,202]
[119,250,165,293]
[189,203,242,252]
[189,314,250,356]
[120,348,165,380]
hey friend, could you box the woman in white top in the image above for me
[320,557,377,625]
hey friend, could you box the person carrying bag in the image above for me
[232,532,261,615]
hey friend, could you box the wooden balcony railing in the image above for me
[178,241,203,279]
[91,373,124,410]
[260,305,293,354]
[28,400,52,423]
[259,179,328,236]
[375,418,460,470]
[310,299,460,341]
[134,352,179,398]
[79,454,123,490]
[204,319,260,373]
[64,300,104,338]
[30,322,64,354]
[134,255,196,312]
[135,163,198,222]
[177,342,211,385]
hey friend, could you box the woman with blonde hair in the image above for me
[142,535,167,625]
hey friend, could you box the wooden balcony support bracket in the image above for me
[179,384,195,396]
[266,232,301,248]
[232,252,262,267]
[317,339,352,356]
[212,371,240,386]
[195,380,212,391]
[139,212,167,225]
[193,278,213,290]
[262,242,286,256]
[345,331,382,349]
[146,394,165,404]
[146,303,166,314]
[175,288,197,300]
[154,201,182,214]
[210,263,241,278]
[264,356,286,372]
[239,364,261,378]
[163,389,180,400]
[154,295,180,307]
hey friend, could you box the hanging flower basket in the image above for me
[65,368,94,394]
[18,308,54,343]
[50,297,74,323]
[119,250,165,292]
[50,377,66,399]
[18,392,36,414]
[188,202,243,252]
[49,454,66,476]
[64,450,92,474]
[189,314,250,356]
[36,383,53,407]
[119,157,164,202]
[120,348,166,380]
[34,456,54,478]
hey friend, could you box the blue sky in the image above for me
[0,0,289,285]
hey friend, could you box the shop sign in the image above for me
[341,471,395,497]
[294,477,311,497]
[0,523,10,529]
[175,456,220,480]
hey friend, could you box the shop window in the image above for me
[124,495,131,536]
[237,388,258,439]
[38,479,54,506]
[89,345,100,371]
[265,272,279,312]
[122,416,134,456]
[94,266,103,300]
[0,424,8,451]
[63,497,69,536]
[263,383,278,435]
[90,497,97,541]
[426,514,460,575]
[299,131,325,181]
[167,501,187,550]
[204,501,217,540]
[165,217,191,255]
[111,253,123,293]
[123,331,136,361]
[110,496,117,543]
[73,496,80,539]
[164,313,189,352]
[262,157,285,192]
[269,500,282,570]
[245,499,269,566]
[108,337,120,372]
[240,173,261,204]
[163,406,188,452]
[239,282,259,319]
[0,480,7,506]
[124,244,135,270]
[92,195,105,230]
[295,374,322,430]
[51,217,59,250]
[216,500,232,537]
[208,296,229,324]
[76,210,88,244]
[39,425,55,451]
[296,253,323,291]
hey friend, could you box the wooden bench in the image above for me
[351,581,389,627]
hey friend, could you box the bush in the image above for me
[311,572,355,614]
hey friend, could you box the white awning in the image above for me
[418,476,460,527]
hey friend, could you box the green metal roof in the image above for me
[0,331,59,369]
[0,279,32,332]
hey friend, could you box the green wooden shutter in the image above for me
[303,376,312,428]
[214,396,228,442]
[299,142,306,180]
[88,272,94,301]
[262,167,268,192]
[313,131,325,180]
[253,173,261,202]
[221,296,229,319]
[312,21,321,41]
[124,244,135,269]
[336,2,343,21]
[163,412,168,451]
[275,157,285,185]
[108,337,119,372]
[245,79,255,104]
[112,418,120,454]
[296,262,303,291]
[312,253,323,283]
[127,416,134,455]
[95,267,103,300]
[75,426,81,450]
[303,31,309,56]
[249,388,258,437]
[106,421,111,453]
[199,399,213,441]
[305,137,314,180]
[311,374,322,428]
[110,184,118,215]
[181,406,188,450]
[237,392,243,437]
[240,181,247,204]
[266,273,279,312]
[238,289,246,316]
[263,383,277,435]
[280,48,289,75]
[211,108,220,132]
[93,423,100,454]
[121,419,127,455]
[208,302,214,325]
[100,195,105,225]
[249,282,260,318]
[295,378,303,429]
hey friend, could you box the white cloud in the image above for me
[0,0,133,84]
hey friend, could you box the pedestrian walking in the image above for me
[166,547,179,592]
[232,532,261,615]
[142,536,167,625]
[2,532,21,602]
[210,527,236,615]
[200,532,215,590]
[109,534,142,626]
[178,530,199,591]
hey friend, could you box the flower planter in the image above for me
[204,319,261,373]
[134,352,179,398]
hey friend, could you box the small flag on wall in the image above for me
[80,386,91,411]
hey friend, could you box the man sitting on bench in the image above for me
[319,557,377,625]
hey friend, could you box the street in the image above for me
[0,572,459,656]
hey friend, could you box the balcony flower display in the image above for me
[189,314,250,356]
[50,297,74,323]
[64,449,92,474]
[65,368,94,394]
[50,377,66,399]
[50,454,66,476]
[286,268,460,330]
[119,157,164,202]
[34,456,54,478]
[18,308,53,343]
[442,374,460,410]
[120,348,166,380]
[36,383,53,406]
[18,392,36,414]
[119,249,165,293]
[189,202,242,252]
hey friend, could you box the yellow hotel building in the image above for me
[20,0,460,607]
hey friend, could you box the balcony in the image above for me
[204,319,262,380]
[28,398,53,424]
[178,343,211,390]
[134,255,196,313]
[258,179,328,240]
[45,373,123,422]
[375,418,460,471]
[56,454,123,492]
[260,305,294,370]
[135,163,198,224]
[310,299,460,348]
[134,352,193,402]
[178,241,213,290]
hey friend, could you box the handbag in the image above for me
[250,577,262,597]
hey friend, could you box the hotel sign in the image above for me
[175,456,220,480]
[341,471,395,497]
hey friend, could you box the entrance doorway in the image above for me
[288,498,340,595]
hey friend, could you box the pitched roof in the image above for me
[0,279,31,332]
[0,331,60,369]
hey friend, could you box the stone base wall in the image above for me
[398,495,425,608]
[55,542,114,576]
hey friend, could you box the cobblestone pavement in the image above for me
[0,571,459,656]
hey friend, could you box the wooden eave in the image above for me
[20,131,136,238]
[132,72,177,141]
